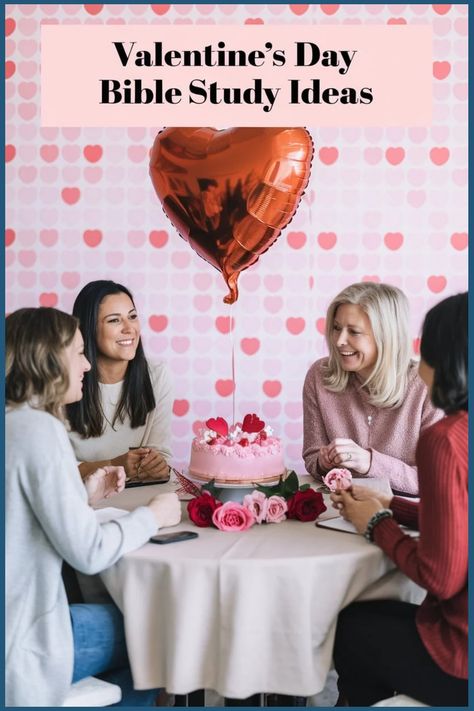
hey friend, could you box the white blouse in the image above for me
[68,361,173,463]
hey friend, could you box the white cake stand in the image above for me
[214,481,279,503]
[184,471,280,503]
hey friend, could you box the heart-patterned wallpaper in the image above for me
[5,3,468,473]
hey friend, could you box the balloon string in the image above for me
[230,302,236,426]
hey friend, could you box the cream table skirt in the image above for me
[96,478,424,698]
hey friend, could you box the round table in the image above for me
[96,478,425,698]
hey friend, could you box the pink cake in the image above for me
[189,414,285,485]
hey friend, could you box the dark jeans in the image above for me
[334,600,468,707]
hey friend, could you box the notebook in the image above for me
[316,515,419,538]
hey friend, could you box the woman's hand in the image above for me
[351,484,393,510]
[325,438,371,474]
[85,465,126,505]
[330,488,384,534]
[317,445,333,473]
[111,448,150,478]
[137,450,170,481]
[147,492,181,528]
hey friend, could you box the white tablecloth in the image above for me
[97,479,425,698]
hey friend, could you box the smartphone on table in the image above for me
[149,531,199,544]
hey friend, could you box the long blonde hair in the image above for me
[6,307,79,419]
[323,282,412,408]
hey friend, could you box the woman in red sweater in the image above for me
[331,292,468,706]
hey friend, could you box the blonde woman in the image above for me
[302,282,442,495]
[6,307,181,707]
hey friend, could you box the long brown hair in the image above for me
[6,307,79,418]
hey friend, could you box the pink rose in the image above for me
[243,491,268,524]
[212,501,255,532]
[323,468,353,492]
[265,495,288,524]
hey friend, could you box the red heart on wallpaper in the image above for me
[430,148,450,165]
[433,5,451,15]
[290,5,309,15]
[149,230,168,248]
[287,232,307,249]
[39,292,58,307]
[433,61,451,80]
[215,316,234,334]
[206,417,229,436]
[263,380,282,398]
[385,148,405,165]
[286,317,306,335]
[84,145,103,162]
[427,276,447,293]
[84,5,103,15]
[149,315,168,332]
[321,5,340,15]
[318,232,337,250]
[5,145,15,162]
[316,318,326,335]
[61,187,80,205]
[6,61,16,79]
[319,147,338,165]
[241,338,260,356]
[215,380,235,397]
[83,229,102,247]
[384,232,404,250]
[6,18,15,36]
[450,232,467,250]
[173,399,190,417]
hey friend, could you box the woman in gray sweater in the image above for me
[5,307,181,707]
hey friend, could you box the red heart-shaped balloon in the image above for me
[150,127,313,303]
[206,417,229,437]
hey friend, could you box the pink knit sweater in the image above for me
[302,357,443,495]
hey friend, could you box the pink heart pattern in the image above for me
[5,3,467,473]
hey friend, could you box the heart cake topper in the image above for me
[150,127,313,303]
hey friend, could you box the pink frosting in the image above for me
[189,437,285,484]
[192,437,281,458]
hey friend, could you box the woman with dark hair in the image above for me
[67,280,172,483]
[6,307,181,706]
[330,292,468,706]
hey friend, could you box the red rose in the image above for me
[187,492,222,527]
[287,489,327,522]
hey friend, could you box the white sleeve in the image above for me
[20,421,157,575]
[143,361,173,461]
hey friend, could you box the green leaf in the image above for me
[299,484,310,491]
[201,479,220,498]
[255,477,284,498]
[280,470,299,498]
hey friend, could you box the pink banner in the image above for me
[41,24,432,127]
